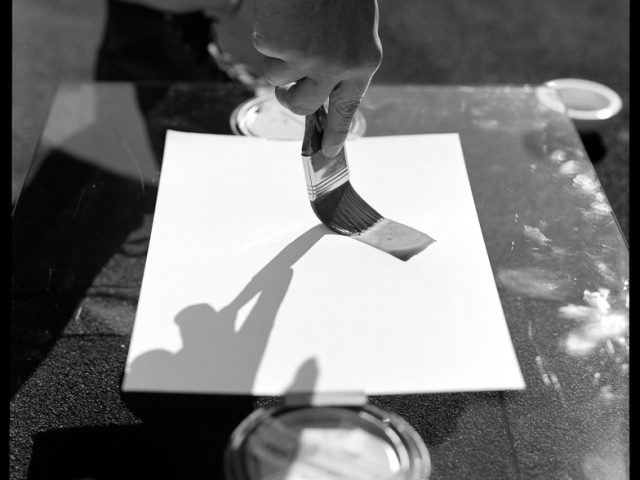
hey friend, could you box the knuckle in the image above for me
[332,125,351,137]
[326,54,381,79]
[333,98,362,119]
[251,31,267,50]
[310,48,380,78]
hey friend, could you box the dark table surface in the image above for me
[11,83,628,479]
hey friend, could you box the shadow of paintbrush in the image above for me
[301,106,435,261]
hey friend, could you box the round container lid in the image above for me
[542,78,622,121]
[225,404,430,480]
[230,92,367,140]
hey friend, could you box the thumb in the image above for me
[322,80,369,158]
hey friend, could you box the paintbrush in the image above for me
[301,106,435,261]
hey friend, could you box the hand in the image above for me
[252,0,382,157]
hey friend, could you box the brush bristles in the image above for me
[311,182,383,235]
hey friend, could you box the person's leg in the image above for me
[95,0,232,82]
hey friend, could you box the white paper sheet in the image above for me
[122,130,525,397]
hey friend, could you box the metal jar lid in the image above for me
[224,403,431,480]
[230,92,367,140]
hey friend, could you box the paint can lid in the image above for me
[224,403,431,480]
[230,91,367,140]
[539,79,622,131]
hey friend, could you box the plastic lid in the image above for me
[542,78,622,121]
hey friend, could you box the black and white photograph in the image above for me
[12,1,629,479]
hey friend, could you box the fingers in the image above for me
[275,77,335,116]
[322,79,369,157]
[255,31,329,115]
[253,28,372,157]
[262,57,301,86]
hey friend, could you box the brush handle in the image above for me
[301,106,350,201]
[301,107,327,157]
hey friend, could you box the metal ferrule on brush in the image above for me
[301,107,350,201]
[301,151,350,201]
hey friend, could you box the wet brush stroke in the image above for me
[302,107,434,261]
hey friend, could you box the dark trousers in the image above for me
[96,0,232,83]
